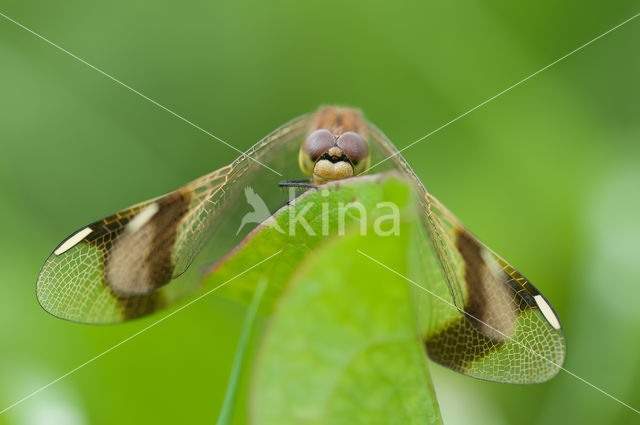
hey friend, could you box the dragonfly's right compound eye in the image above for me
[299,129,336,176]
[336,131,370,175]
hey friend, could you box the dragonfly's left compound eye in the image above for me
[337,131,370,175]
[302,129,336,161]
[299,129,336,176]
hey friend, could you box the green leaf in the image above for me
[252,227,442,425]
[205,173,442,425]
[206,173,415,314]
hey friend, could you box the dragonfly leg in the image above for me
[278,179,317,190]
[279,180,317,206]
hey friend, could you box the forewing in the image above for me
[36,175,220,324]
[365,122,566,384]
[37,115,312,324]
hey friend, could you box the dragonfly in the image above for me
[37,106,565,385]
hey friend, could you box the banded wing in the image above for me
[365,123,566,384]
[37,114,312,324]
[422,195,565,383]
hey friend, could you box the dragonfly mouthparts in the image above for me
[321,146,350,164]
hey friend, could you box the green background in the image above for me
[1,1,639,424]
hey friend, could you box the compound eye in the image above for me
[336,132,369,164]
[301,129,336,162]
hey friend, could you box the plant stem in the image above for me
[216,278,268,425]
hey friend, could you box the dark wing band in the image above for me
[365,122,565,384]
[37,115,311,324]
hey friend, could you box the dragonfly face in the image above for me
[298,108,371,185]
[37,105,565,385]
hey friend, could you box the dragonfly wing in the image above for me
[37,114,312,324]
[36,178,215,324]
[365,122,565,383]
[423,195,565,384]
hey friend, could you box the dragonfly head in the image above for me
[299,128,371,184]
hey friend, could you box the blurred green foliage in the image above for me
[0,1,639,424]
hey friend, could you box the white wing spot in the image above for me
[127,203,160,233]
[54,227,93,255]
[534,295,561,330]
